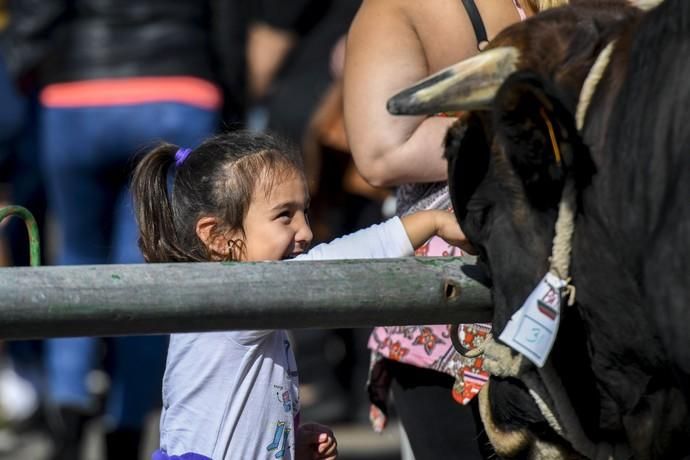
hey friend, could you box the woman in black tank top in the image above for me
[344,0,564,458]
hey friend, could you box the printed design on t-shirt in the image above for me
[278,390,291,413]
[281,339,300,415]
[412,326,446,355]
[274,384,298,415]
[266,421,291,459]
[284,340,298,378]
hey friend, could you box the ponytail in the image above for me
[131,143,193,262]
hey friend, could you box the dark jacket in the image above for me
[3,0,247,115]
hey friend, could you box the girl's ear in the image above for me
[195,216,237,259]
[196,217,245,260]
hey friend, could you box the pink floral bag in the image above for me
[367,233,491,432]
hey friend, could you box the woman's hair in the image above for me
[526,0,569,11]
[131,130,304,263]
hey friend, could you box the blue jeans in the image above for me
[41,102,219,429]
[0,53,26,147]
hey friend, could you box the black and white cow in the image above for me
[388,0,690,458]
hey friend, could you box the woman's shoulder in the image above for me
[354,0,481,69]
[356,0,526,70]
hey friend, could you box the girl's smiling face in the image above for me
[239,170,313,261]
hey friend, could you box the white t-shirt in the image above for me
[156,217,413,460]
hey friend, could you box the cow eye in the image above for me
[463,202,492,240]
[467,202,492,226]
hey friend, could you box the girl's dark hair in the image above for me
[131,130,304,262]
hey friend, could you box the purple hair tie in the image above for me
[174,148,193,167]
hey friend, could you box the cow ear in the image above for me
[492,71,583,210]
[445,112,491,222]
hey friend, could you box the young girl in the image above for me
[131,130,472,460]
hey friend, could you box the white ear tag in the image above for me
[498,272,566,367]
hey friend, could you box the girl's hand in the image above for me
[432,210,476,255]
[296,423,338,460]
[401,210,476,255]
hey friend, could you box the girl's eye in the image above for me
[277,211,292,221]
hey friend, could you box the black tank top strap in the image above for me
[460,0,489,50]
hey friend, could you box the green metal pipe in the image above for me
[0,205,41,267]
[0,257,492,339]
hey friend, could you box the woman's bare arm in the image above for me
[344,0,526,188]
[344,0,455,188]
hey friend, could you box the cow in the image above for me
[387,0,689,458]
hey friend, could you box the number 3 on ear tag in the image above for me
[498,272,566,367]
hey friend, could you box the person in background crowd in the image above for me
[0,1,48,442]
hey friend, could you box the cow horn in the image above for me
[628,0,664,10]
[387,46,520,115]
